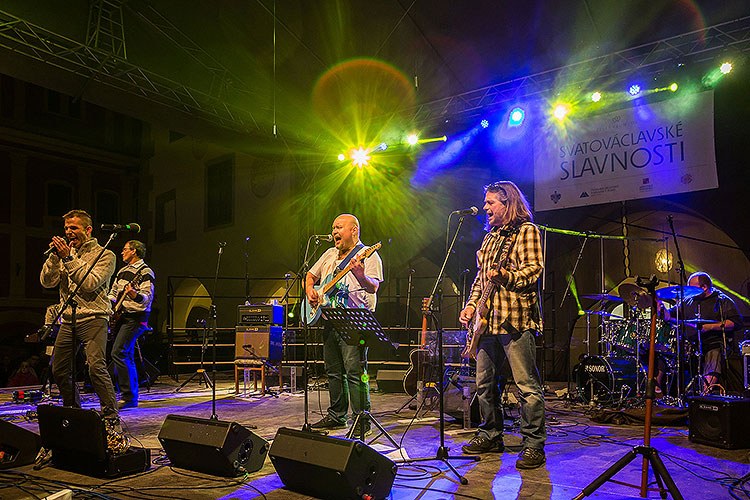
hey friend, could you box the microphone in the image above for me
[101,223,141,233]
[452,206,478,216]
[43,237,69,257]
[314,234,333,242]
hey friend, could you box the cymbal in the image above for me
[582,310,624,319]
[618,283,651,309]
[681,317,715,327]
[581,293,623,302]
[655,285,704,301]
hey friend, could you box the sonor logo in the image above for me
[698,404,719,412]
[585,365,606,373]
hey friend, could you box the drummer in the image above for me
[658,271,744,388]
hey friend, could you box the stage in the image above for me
[0,374,747,500]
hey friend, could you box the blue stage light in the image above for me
[628,84,641,96]
[480,119,489,129]
[508,108,525,127]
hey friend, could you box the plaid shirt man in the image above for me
[466,222,543,336]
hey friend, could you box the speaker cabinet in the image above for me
[37,405,149,478]
[158,414,269,476]
[235,326,282,361]
[269,427,396,500]
[376,369,406,393]
[0,420,41,469]
[688,395,750,449]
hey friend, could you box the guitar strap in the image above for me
[335,243,365,272]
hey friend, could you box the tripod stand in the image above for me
[574,276,683,500]
[396,213,479,485]
[318,307,400,448]
[175,318,213,391]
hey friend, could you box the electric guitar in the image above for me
[403,298,438,396]
[462,226,518,359]
[109,271,146,331]
[302,242,382,325]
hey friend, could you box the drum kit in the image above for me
[576,283,708,405]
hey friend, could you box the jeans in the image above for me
[323,328,370,423]
[111,314,146,403]
[475,330,546,449]
[52,317,118,418]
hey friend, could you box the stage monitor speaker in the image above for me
[37,405,149,478]
[443,375,481,425]
[158,414,269,476]
[0,420,42,469]
[269,427,396,500]
[688,395,750,449]
[376,369,406,393]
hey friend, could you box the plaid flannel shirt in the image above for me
[466,222,543,335]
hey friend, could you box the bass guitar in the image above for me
[302,242,382,325]
[109,271,146,331]
[462,226,518,359]
[402,298,438,396]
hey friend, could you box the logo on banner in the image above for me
[681,174,693,184]
[550,191,561,204]
[580,191,589,198]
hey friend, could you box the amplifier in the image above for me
[237,304,283,326]
[235,326,282,361]
[688,395,750,449]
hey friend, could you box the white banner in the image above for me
[534,91,717,211]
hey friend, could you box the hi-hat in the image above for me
[581,293,623,302]
[681,317,715,327]
[655,285,703,301]
[618,283,651,309]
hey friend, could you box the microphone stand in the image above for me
[396,214,479,485]
[667,216,687,403]
[280,236,326,433]
[209,241,226,420]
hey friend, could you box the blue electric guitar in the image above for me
[302,242,381,325]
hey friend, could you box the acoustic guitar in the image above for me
[402,298,438,396]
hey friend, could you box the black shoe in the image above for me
[117,399,138,410]
[516,447,545,469]
[311,415,346,430]
[461,435,504,454]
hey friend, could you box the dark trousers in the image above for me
[111,314,146,403]
[323,328,370,423]
[52,317,118,418]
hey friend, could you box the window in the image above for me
[205,156,234,229]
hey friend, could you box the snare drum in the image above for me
[576,356,638,403]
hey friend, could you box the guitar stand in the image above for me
[320,307,399,448]
[175,320,213,392]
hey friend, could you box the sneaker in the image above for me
[516,447,545,469]
[310,415,346,430]
[118,399,138,410]
[461,434,504,454]
[349,424,373,438]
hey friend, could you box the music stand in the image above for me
[319,307,400,449]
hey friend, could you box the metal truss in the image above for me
[0,9,260,133]
[409,16,750,126]
[124,2,256,103]
[87,0,127,58]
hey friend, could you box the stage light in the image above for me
[591,91,602,102]
[337,153,346,161]
[720,62,733,74]
[628,84,641,96]
[508,107,525,127]
[351,147,371,168]
[480,119,489,129]
[406,134,419,146]
[669,83,678,92]
[373,142,388,152]
[552,103,571,122]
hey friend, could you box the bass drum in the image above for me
[576,356,639,404]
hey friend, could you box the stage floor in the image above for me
[1,374,747,500]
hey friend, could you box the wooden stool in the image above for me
[234,361,265,394]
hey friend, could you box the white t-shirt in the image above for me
[309,244,383,312]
